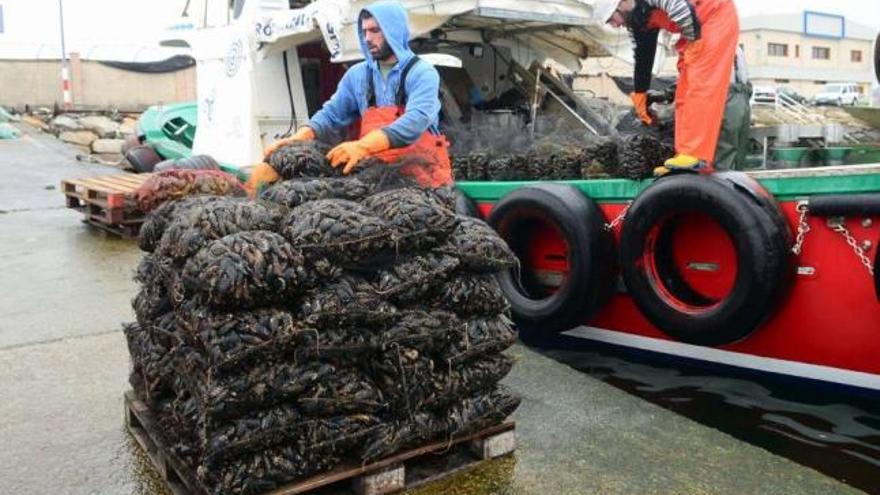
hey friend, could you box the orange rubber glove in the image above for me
[630,92,656,126]
[243,162,281,198]
[327,130,391,175]
[262,127,316,161]
[683,39,704,63]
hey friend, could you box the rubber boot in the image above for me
[654,154,705,177]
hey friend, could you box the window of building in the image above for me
[815,81,828,85]
[795,45,800,58]
[851,50,863,63]
[775,79,791,84]
[812,47,831,60]
[0,5,4,34]
[768,43,788,57]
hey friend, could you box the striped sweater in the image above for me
[630,0,702,92]
[643,0,700,40]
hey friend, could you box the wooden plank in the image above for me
[99,176,142,190]
[65,194,83,209]
[111,176,150,188]
[79,177,133,193]
[61,178,89,189]
[104,173,150,187]
[86,203,143,225]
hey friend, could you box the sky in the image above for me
[1,0,878,47]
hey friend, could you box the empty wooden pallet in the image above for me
[61,173,152,238]
[125,391,516,495]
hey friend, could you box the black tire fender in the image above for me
[125,144,162,173]
[714,171,795,276]
[121,134,142,155]
[488,184,615,333]
[715,172,796,309]
[619,174,792,346]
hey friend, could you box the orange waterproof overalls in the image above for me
[647,0,739,166]
[357,56,453,187]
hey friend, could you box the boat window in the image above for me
[823,84,843,93]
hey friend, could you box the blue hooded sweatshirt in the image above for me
[306,0,441,148]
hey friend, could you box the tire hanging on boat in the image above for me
[488,184,615,333]
[619,174,793,346]
[714,171,796,296]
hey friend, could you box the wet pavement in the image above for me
[0,125,866,494]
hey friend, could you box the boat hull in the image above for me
[460,168,880,393]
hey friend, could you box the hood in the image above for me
[357,1,415,68]
[592,0,620,25]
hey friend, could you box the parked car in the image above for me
[750,86,777,106]
[813,83,861,106]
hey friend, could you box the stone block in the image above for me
[59,130,98,147]
[92,138,124,154]
[79,115,120,138]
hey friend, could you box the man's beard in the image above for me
[370,41,394,62]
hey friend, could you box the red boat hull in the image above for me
[477,200,880,391]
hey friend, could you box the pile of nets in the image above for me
[124,143,520,495]
[135,169,246,213]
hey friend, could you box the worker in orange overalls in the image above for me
[595,0,740,176]
[249,0,452,192]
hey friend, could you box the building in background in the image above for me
[740,11,876,99]
[0,1,195,111]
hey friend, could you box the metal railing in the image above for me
[773,92,824,125]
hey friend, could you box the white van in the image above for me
[813,83,861,106]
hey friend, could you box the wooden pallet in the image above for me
[124,391,516,495]
[62,173,152,238]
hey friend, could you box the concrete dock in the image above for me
[0,126,864,494]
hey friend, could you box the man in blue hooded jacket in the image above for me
[258,0,451,188]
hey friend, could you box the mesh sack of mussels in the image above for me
[280,199,396,265]
[156,197,283,260]
[132,254,177,325]
[260,177,373,208]
[371,253,459,305]
[362,187,459,251]
[450,131,671,182]
[431,272,511,318]
[180,231,335,309]
[361,388,521,461]
[267,141,338,180]
[136,169,246,213]
[124,315,180,406]
[201,414,382,495]
[125,163,519,493]
[371,352,515,414]
[435,216,517,273]
[174,302,302,373]
[296,273,398,329]
[169,371,385,467]
[138,195,230,253]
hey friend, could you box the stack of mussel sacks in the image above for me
[124,142,521,495]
